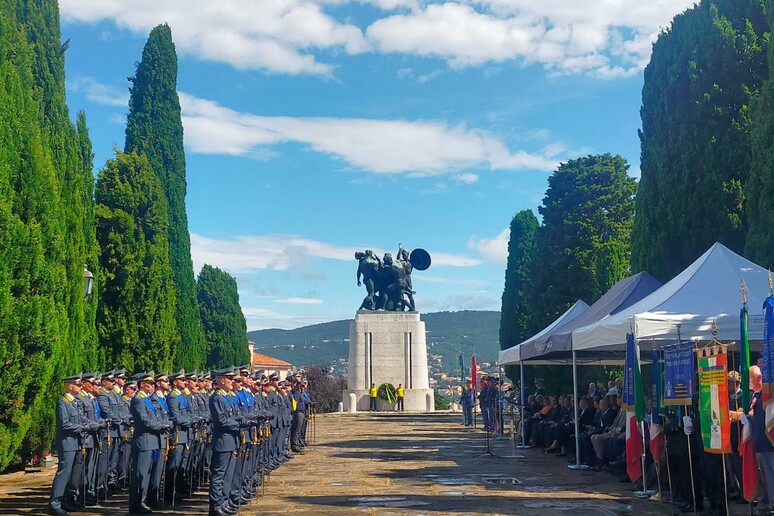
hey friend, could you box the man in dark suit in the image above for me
[96,370,121,496]
[48,374,90,516]
[129,372,169,514]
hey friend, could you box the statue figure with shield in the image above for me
[355,244,431,312]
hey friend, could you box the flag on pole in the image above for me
[762,294,774,445]
[740,415,758,502]
[650,348,664,464]
[471,354,477,395]
[623,332,645,482]
[740,296,751,412]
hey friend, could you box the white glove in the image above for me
[683,415,693,435]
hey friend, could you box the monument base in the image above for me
[342,311,435,413]
[342,388,435,412]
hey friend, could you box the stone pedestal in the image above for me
[342,311,435,412]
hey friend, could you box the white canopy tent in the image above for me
[498,299,589,365]
[572,242,770,352]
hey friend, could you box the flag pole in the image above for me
[568,350,588,470]
[635,340,655,497]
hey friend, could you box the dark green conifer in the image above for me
[125,24,206,370]
[198,265,251,369]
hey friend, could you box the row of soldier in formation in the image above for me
[48,366,313,516]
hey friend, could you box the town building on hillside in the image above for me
[248,341,292,380]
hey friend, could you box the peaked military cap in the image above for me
[82,372,99,382]
[214,366,236,377]
[63,373,82,383]
[239,365,250,376]
[155,372,169,382]
[268,372,279,381]
[169,369,186,380]
[203,372,212,381]
[132,371,155,382]
[101,370,116,381]
[114,368,127,378]
[125,382,138,390]
[185,371,198,380]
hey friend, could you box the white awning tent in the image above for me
[498,242,770,469]
[498,299,589,365]
[572,242,770,352]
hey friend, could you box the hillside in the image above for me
[247,310,501,372]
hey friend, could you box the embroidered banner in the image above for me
[697,345,731,454]
[663,341,694,406]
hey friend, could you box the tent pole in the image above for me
[568,351,587,470]
[517,360,529,449]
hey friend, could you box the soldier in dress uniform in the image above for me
[209,367,241,516]
[47,374,88,516]
[148,373,171,506]
[96,370,121,494]
[118,381,136,487]
[129,371,170,514]
[112,369,130,487]
[290,379,306,453]
[166,369,193,502]
[79,372,105,504]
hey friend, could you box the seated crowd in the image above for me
[518,371,765,516]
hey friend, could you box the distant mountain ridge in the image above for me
[246,310,501,372]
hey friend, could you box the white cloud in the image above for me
[191,233,482,275]
[179,93,559,174]
[61,0,694,78]
[366,0,697,78]
[242,306,331,330]
[67,75,128,106]
[454,173,479,184]
[59,0,368,75]
[468,227,509,264]
[274,297,325,304]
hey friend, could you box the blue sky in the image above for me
[59,0,696,330]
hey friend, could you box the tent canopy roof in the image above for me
[517,272,663,361]
[573,242,771,352]
[498,300,588,365]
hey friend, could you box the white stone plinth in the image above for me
[342,311,435,412]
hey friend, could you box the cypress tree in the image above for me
[632,0,768,280]
[499,210,539,352]
[529,154,636,329]
[0,0,66,470]
[746,0,774,267]
[0,0,98,468]
[198,265,250,369]
[125,24,205,370]
[95,151,178,372]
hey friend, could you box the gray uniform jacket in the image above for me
[56,394,86,453]
[130,392,163,451]
[96,388,120,439]
[166,389,193,445]
[210,390,240,452]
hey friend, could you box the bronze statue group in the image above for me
[356,245,431,312]
[47,366,313,516]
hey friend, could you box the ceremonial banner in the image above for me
[663,341,694,406]
[763,296,774,444]
[623,333,644,482]
[741,417,758,502]
[649,348,664,464]
[697,345,731,454]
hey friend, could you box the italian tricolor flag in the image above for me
[624,333,645,483]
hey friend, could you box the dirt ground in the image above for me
[0,412,750,515]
